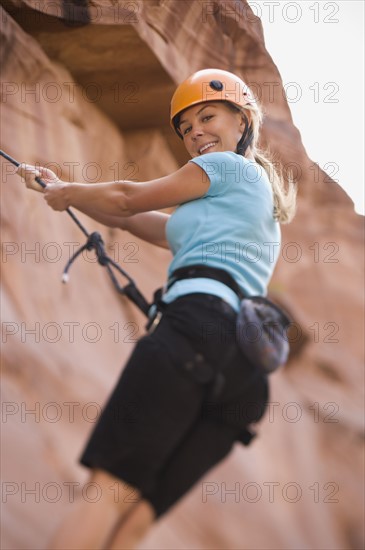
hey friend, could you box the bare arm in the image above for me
[43,162,209,216]
[17,161,209,248]
[77,207,170,249]
[124,212,170,248]
[39,176,170,248]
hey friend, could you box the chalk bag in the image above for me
[236,296,291,374]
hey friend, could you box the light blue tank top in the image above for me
[163,151,281,311]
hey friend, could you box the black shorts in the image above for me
[80,293,269,517]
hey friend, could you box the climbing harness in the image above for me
[2,150,290,373]
[0,150,150,316]
[156,264,291,375]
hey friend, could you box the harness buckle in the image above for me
[146,310,163,334]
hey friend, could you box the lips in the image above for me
[198,141,218,154]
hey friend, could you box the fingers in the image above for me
[16,162,69,210]
[44,182,70,211]
[17,163,44,192]
[17,163,60,192]
[38,166,60,183]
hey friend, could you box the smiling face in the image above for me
[178,102,248,158]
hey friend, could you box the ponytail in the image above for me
[226,101,297,224]
[254,150,297,224]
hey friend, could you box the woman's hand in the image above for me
[17,163,60,192]
[44,182,71,211]
[17,163,70,211]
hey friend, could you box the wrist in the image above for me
[62,182,73,208]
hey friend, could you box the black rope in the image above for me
[0,150,89,236]
[1,149,150,317]
[62,232,150,315]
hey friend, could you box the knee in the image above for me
[130,500,156,533]
[89,468,141,514]
[109,501,156,549]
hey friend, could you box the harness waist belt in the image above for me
[167,264,245,300]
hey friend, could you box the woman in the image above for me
[18,69,296,549]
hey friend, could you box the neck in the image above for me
[244,148,255,160]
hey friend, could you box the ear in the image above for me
[238,111,250,131]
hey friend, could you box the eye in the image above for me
[181,125,191,136]
[202,115,213,122]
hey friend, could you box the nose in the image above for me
[190,126,204,141]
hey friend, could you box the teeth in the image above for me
[199,142,217,154]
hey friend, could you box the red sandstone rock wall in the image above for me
[1,2,364,549]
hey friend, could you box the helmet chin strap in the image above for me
[236,113,254,156]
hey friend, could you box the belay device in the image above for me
[0,150,150,316]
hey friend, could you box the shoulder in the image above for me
[189,151,243,188]
[190,151,267,188]
[190,152,263,177]
[189,151,240,169]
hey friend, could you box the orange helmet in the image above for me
[170,68,256,138]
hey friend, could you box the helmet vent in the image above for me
[209,80,224,91]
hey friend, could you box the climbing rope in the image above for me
[0,150,150,316]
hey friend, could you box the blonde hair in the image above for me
[227,102,297,224]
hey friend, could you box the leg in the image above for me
[48,469,141,550]
[144,417,240,518]
[108,500,156,550]
[143,368,269,518]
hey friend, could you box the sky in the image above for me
[248,0,364,214]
